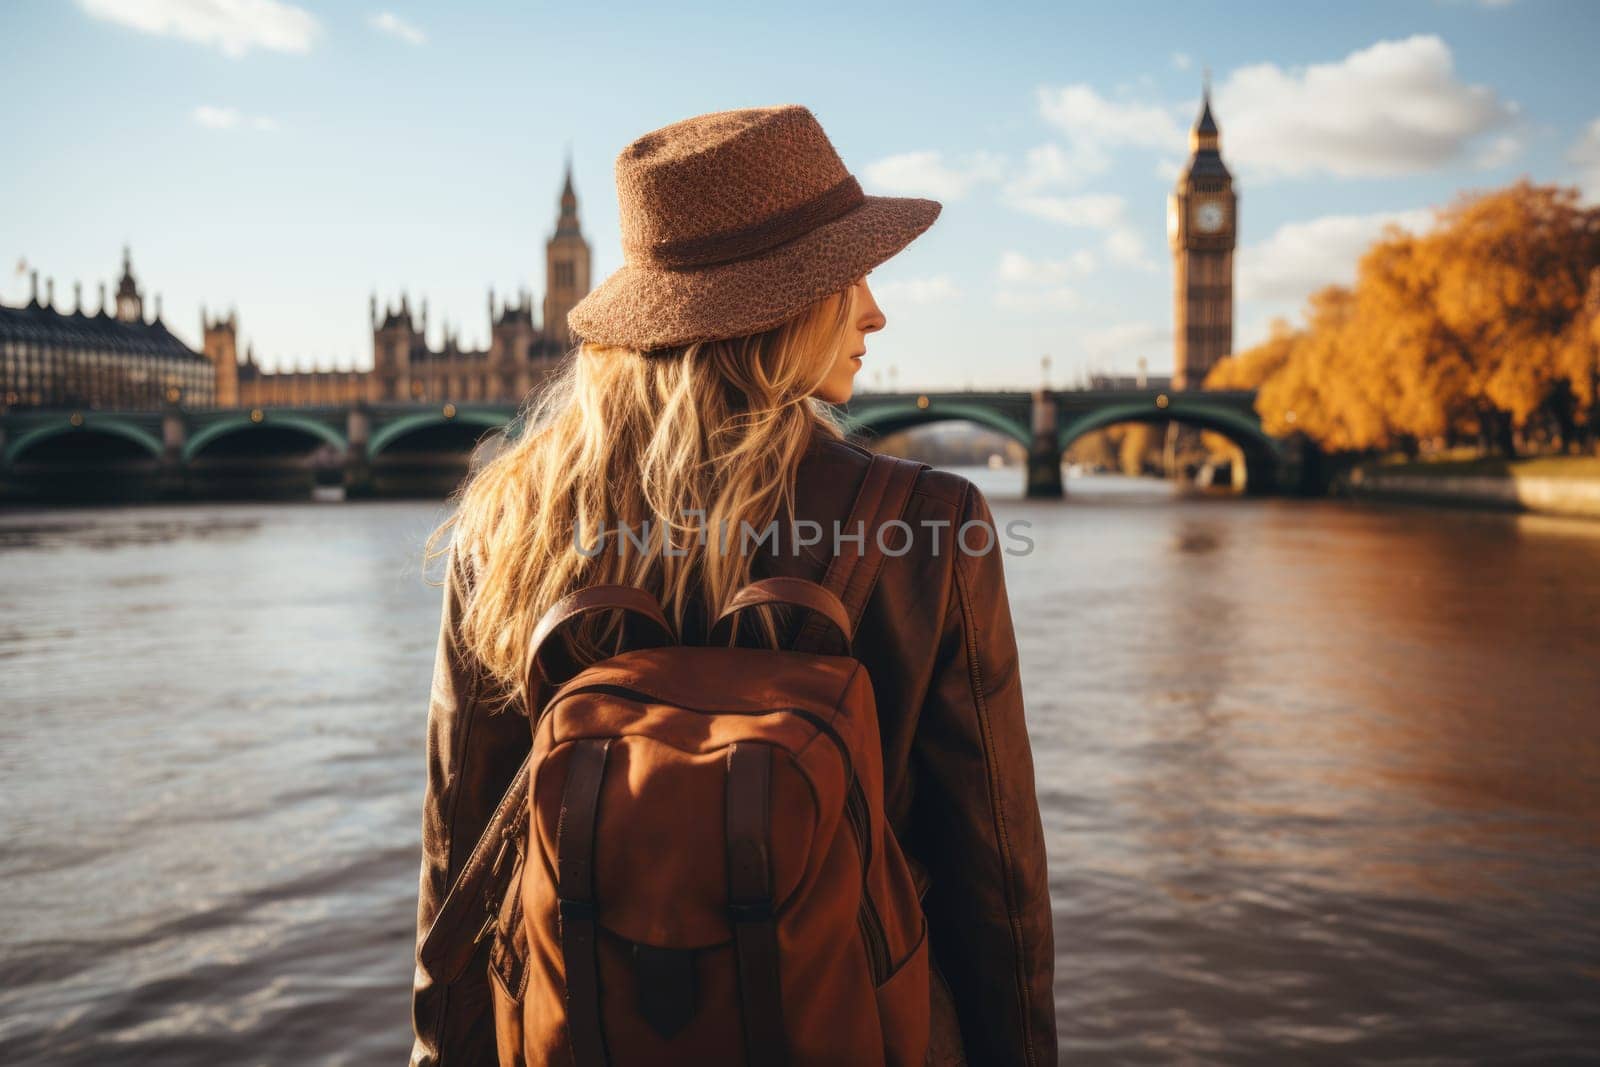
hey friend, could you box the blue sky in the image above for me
[4,0,1598,390]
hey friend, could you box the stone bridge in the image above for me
[0,388,1285,501]
[0,402,520,500]
[839,388,1278,496]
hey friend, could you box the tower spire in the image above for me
[114,246,144,323]
[545,149,592,351]
[556,148,580,235]
[1190,72,1220,152]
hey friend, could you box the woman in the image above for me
[410,105,1055,1065]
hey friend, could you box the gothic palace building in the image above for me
[1,164,591,412]
[0,249,216,410]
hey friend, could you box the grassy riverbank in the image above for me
[1371,454,1600,480]
[1344,452,1600,519]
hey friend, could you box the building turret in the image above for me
[491,284,536,389]
[372,291,419,401]
[203,305,241,407]
[115,245,144,323]
[543,155,592,353]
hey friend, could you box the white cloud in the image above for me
[1003,194,1155,273]
[1172,52,1193,72]
[993,250,1100,312]
[1082,322,1171,364]
[1025,37,1517,185]
[1212,34,1519,178]
[1006,141,1111,194]
[1568,118,1600,204]
[1238,208,1435,304]
[369,11,426,45]
[995,287,1081,311]
[1036,84,1187,150]
[1007,192,1126,228]
[192,104,280,132]
[1104,228,1155,271]
[192,105,240,129]
[78,0,318,58]
[990,86,1178,274]
[862,150,1003,200]
[1473,133,1523,169]
[998,250,1096,285]
[1004,87,1182,204]
[873,275,959,304]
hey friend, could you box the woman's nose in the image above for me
[858,282,886,334]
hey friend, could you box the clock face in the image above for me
[1194,200,1226,233]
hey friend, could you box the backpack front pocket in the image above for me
[874,917,930,1067]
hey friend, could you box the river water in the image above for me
[2,471,1598,1064]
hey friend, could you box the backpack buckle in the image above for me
[727,899,773,924]
[559,897,596,921]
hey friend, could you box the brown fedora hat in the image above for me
[567,105,942,351]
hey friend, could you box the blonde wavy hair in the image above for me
[421,284,856,717]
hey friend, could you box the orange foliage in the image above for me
[1209,180,1600,454]
[1204,317,1298,389]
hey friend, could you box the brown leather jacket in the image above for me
[411,429,1057,1065]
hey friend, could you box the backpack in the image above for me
[420,452,933,1066]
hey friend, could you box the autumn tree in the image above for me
[1428,180,1600,453]
[1205,317,1299,390]
[1209,180,1600,456]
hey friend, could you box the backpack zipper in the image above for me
[551,679,892,984]
[844,780,892,984]
[550,681,856,784]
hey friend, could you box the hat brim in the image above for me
[567,194,942,351]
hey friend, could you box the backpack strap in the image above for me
[726,742,789,1066]
[792,451,925,654]
[529,584,676,687]
[709,576,852,652]
[557,737,613,1067]
[417,752,532,984]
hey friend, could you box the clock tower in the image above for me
[1167,79,1236,390]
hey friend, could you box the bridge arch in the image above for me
[367,410,509,458]
[1058,397,1282,488]
[183,413,347,462]
[5,418,165,466]
[843,399,1031,447]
